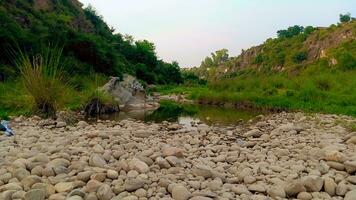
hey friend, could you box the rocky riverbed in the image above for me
[1,112,356,200]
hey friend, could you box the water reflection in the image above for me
[91,101,262,126]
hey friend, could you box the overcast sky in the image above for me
[78,0,355,67]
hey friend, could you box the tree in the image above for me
[339,13,351,23]
[277,25,304,38]
[212,49,229,65]
[304,26,315,35]
[201,57,214,68]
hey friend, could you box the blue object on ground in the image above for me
[0,120,14,136]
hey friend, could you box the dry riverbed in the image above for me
[1,112,356,200]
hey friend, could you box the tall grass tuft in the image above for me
[14,46,68,118]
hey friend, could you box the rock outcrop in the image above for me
[100,75,159,111]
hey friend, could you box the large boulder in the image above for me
[100,75,159,110]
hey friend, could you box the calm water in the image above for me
[93,101,262,126]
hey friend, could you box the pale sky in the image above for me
[78,0,355,67]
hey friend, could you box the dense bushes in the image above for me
[0,0,183,84]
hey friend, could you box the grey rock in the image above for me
[24,189,46,200]
[89,154,107,168]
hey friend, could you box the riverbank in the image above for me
[1,112,356,199]
[154,64,356,117]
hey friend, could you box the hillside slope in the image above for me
[171,19,356,116]
[193,20,356,80]
[0,0,182,84]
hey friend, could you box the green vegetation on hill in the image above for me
[0,0,186,118]
[165,17,356,116]
[0,0,182,84]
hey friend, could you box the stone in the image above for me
[54,182,74,193]
[0,183,23,191]
[50,158,70,168]
[77,171,94,182]
[93,144,105,153]
[347,136,356,144]
[100,75,153,109]
[346,176,356,184]
[85,180,102,193]
[243,129,261,138]
[56,121,67,128]
[13,168,30,181]
[67,189,86,198]
[208,178,223,191]
[327,161,345,171]
[162,147,184,158]
[165,156,181,167]
[85,193,98,200]
[188,181,200,190]
[24,189,46,200]
[192,165,212,179]
[345,190,356,200]
[128,158,149,173]
[284,180,306,197]
[344,160,356,174]
[231,185,251,195]
[124,179,145,192]
[32,183,55,197]
[171,184,191,200]
[190,197,213,200]
[156,157,171,169]
[248,184,266,193]
[297,192,312,200]
[96,184,114,200]
[238,168,252,180]
[12,190,26,199]
[324,150,346,162]
[324,177,336,196]
[21,175,42,190]
[0,190,15,200]
[89,154,107,168]
[67,195,83,200]
[336,181,348,196]
[133,130,152,138]
[121,196,138,200]
[244,175,256,184]
[302,176,323,192]
[134,188,147,197]
[49,194,66,200]
[77,121,89,128]
[107,170,118,179]
[267,185,286,198]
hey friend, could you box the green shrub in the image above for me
[292,51,308,63]
[15,46,69,117]
[338,52,356,70]
[340,13,351,23]
[315,78,332,91]
[285,90,295,97]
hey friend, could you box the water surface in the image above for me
[94,101,262,126]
